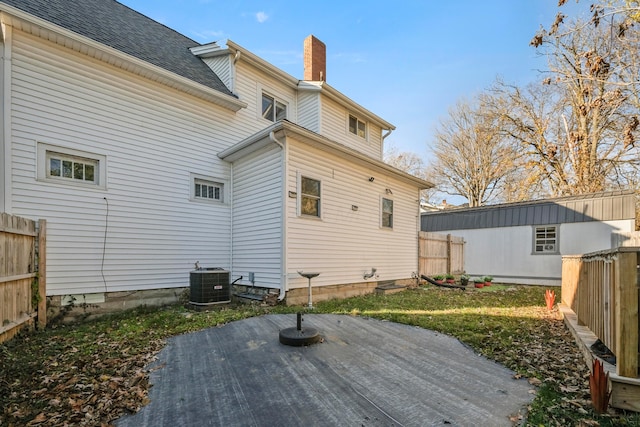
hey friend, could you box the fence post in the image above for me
[614,250,638,377]
[446,234,452,274]
[37,219,47,328]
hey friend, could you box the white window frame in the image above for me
[381,197,394,229]
[533,225,559,254]
[348,114,367,139]
[261,91,288,122]
[37,143,106,189]
[297,173,322,219]
[190,173,226,204]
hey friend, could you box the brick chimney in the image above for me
[303,35,326,81]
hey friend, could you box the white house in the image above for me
[421,191,636,286]
[0,0,431,312]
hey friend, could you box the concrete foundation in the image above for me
[284,278,416,306]
[47,287,188,323]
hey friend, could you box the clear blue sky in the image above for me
[119,0,590,161]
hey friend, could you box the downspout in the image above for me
[230,51,241,93]
[269,131,287,300]
[229,163,234,283]
[382,128,393,161]
[416,188,422,281]
[0,21,12,213]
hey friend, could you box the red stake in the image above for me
[589,359,610,413]
[544,289,556,310]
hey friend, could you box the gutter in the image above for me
[220,121,433,189]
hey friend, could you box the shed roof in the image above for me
[1,0,233,97]
[421,190,636,232]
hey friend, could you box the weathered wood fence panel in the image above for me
[0,213,46,343]
[561,247,638,378]
[419,232,465,276]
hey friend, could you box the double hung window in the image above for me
[300,176,321,217]
[349,115,366,138]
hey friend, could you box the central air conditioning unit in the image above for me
[189,268,231,306]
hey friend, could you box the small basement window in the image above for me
[48,154,97,183]
[194,178,223,202]
[534,225,558,254]
[38,143,106,189]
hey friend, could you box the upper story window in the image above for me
[37,143,106,189]
[300,176,321,217]
[533,225,558,254]
[381,198,393,228]
[349,114,366,138]
[262,93,287,122]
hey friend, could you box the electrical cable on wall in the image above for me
[102,197,109,292]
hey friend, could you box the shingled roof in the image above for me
[1,0,234,97]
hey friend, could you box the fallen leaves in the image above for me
[1,321,164,426]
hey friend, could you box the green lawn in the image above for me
[1,284,639,426]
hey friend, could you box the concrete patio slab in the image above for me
[116,314,534,426]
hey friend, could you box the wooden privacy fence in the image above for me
[561,247,638,378]
[419,232,465,277]
[0,213,46,343]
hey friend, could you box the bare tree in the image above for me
[383,144,438,204]
[509,7,640,195]
[429,97,520,207]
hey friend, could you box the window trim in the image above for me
[532,225,559,255]
[190,173,227,204]
[37,143,106,189]
[348,114,367,139]
[297,173,322,219]
[381,196,394,229]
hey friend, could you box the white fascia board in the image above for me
[189,42,222,57]
[219,121,432,189]
[0,5,247,112]
[217,122,282,162]
[297,81,323,92]
[225,39,299,89]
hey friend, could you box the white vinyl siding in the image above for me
[231,145,284,288]
[320,96,383,159]
[285,138,419,290]
[202,55,233,91]
[10,31,235,295]
[297,91,321,132]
